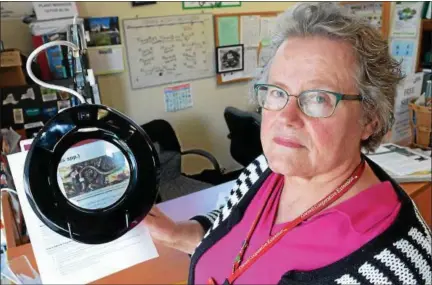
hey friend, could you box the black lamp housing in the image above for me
[23,104,160,244]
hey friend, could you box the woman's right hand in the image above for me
[142,206,178,247]
[142,206,205,254]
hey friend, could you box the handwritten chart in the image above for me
[123,14,215,89]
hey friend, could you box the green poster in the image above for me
[217,16,239,46]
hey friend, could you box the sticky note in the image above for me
[218,16,239,46]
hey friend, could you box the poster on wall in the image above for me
[390,1,423,37]
[84,17,121,47]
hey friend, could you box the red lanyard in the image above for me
[207,160,365,285]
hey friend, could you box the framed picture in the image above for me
[216,44,244,74]
[84,17,121,47]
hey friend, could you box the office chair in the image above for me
[140,119,223,202]
[224,106,263,168]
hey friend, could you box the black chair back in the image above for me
[140,119,181,153]
[224,107,263,167]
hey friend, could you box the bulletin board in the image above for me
[123,13,215,89]
[213,11,282,85]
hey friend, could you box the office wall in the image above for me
[1,2,295,174]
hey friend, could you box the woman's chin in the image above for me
[266,154,309,176]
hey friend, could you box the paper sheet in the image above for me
[366,144,431,176]
[240,15,260,47]
[217,16,239,46]
[87,46,124,75]
[7,151,159,285]
[260,17,276,46]
[258,45,273,68]
[221,71,243,82]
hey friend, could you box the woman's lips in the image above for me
[273,137,304,148]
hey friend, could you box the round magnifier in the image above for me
[24,104,160,244]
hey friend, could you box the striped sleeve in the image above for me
[190,155,269,233]
[190,208,223,233]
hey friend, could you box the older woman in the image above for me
[143,3,432,284]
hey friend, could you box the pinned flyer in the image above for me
[41,87,57,102]
[3,93,19,105]
[13,109,24,124]
[21,88,36,100]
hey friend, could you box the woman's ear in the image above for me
[361,117,378,141]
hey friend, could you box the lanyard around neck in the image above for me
[208,159,366,285]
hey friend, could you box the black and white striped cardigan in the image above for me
[188,154,432,284]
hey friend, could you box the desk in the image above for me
[6,181,431,284]
[401,182,432,227]
[7,241,190,284]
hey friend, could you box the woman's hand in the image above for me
[142,206,205,254]
[142,206,178,247]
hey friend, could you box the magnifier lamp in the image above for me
[23,19,160,244]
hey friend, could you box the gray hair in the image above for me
[251,2,404,152]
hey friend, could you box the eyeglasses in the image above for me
[254,84,362,118]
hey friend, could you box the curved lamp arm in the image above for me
[26,40,86,104]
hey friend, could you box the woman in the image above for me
[144,3,431,284]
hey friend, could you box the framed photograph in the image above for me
[216,44,244,74]
[84,17,121,47]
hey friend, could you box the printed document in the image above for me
[7,151,159,284]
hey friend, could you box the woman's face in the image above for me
[261,36,374,178]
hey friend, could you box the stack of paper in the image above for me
[364,143,432,183]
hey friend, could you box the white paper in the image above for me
[0,2,34,20]
[221,71,244,82]
[365,143,431,176]
[7,151,159,285]
[258,45,273,68]
[391,2,423,37]
[391,72,424,144]
[87,46,125,75]
[32,2,78,21]
[259,17,276,46]
[240,15,261,48]
[244,48,258,77]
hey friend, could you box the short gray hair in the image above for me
[252,2,404,152]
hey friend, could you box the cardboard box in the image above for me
[0,51,26,88]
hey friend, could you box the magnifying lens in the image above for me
[23,38,160,244]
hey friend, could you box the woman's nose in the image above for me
[277,96,304,128]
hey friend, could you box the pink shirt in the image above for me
[194,173,401,284]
